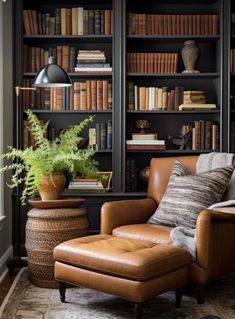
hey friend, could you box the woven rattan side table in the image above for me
[25,198,88,288]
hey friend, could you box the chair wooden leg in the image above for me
[175,287,183,308]
[135,303,143,319]
[59,281,66,303]
[196,284,205,304]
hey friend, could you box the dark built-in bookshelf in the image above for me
[230,1,235,151]
[13,0,234,253]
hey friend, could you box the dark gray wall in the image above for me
[0,0,13,278]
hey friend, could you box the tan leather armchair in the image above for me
[101,155,235,304]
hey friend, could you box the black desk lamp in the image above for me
[34,56,72,88]
[9,56,72,270]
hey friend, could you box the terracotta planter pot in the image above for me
[38,172,66,201]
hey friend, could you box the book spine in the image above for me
[95,123,101,150]
[100,122,107,149]
[107,120,112,150]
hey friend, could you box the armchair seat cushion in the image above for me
[113,224,172,244]
[54,234,190,281]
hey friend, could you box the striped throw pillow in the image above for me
[148,160,234,228]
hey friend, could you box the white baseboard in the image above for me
[0,246,13,283]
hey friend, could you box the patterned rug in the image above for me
[0,268,235,319]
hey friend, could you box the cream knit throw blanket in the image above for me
[170,152,235,259]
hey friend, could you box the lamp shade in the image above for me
[33,56,72,88]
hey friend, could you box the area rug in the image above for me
[0,268,235,319]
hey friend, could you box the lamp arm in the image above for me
[15,86,36,97]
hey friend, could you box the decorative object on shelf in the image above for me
[135,119,151,134]
[168,129,192,150]
[139,167,150,189]
[0,110,99,204]
[181,40,200,74]
[99,171,113,191]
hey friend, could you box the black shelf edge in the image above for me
[24,34,113,40]
[126,35,220,41]
[95,149,113,153]
[26,109,113,114]
[126,72,220,78]
[126,149,217,154]
[24,72,112,78]
[126,110,220,114]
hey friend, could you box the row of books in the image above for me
[128,13,219,36]
[73,80,112,111]
[183,121,219,150]
[89,121,112,151]
[127,53,178,74]
[127,84,216,111]
[23,79,112,111]
[23,46,112,74]
[231,49,235,74]
[127,83,184,111]
[125,158,137,192]
[231,13,235,36]
[23,45,76,73]
[23,8,113,36]
[231,121,235,150]
[230,83,235,109]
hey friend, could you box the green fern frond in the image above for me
[0,111,99,205]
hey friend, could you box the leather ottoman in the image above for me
[54,234,191,318]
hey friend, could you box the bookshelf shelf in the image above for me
[126,110,220,114]
[126,149,213,154]
[28,110,113,114]
[24,34,113,41]
[126,73,220,78]
[24,72,113,78]
[127,35,221,42]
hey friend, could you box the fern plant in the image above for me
[0,110,99,204]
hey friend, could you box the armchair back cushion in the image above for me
[148,156,198,204]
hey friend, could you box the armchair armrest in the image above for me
[196,208,235,271]
[100,197,157,234]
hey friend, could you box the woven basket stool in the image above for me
[25,203,88,288]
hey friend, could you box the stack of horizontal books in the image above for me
[75,50,112,73]
[179,90,217,110]
[126,133,165,150]
[68,178,105,192]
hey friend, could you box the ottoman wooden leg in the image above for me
[196,284,205,304]
[135,303,143,319]
[59,281,66,303]
[175,288,183,308]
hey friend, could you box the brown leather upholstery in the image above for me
[113,224,172,244]
[54,235,189,281]
[101,155,235,294]
[148,156,198,204]
[54,155,235,307]
[54,234,190,303]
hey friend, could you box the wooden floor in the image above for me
[0,270,18,306]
